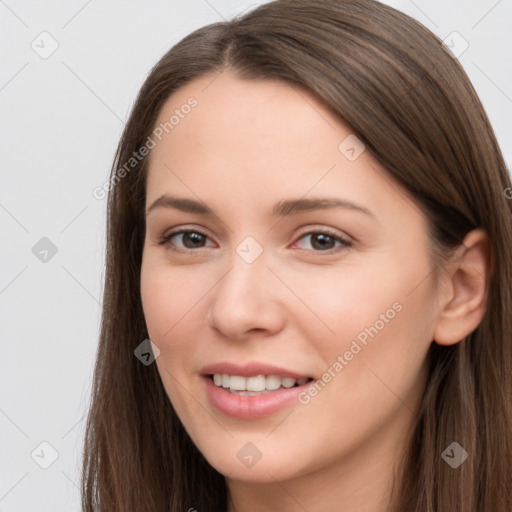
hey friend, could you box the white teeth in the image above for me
[265,375,282,391]
[281,377,296,388]
[212,373,309,393]
[230,375,246,391]
[246,375,266,392]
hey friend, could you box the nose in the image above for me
[206,249,287,342]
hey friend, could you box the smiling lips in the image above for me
[201,362,314,419]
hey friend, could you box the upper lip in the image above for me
[200,361,312,379]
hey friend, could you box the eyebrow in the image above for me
[145,194,375,219]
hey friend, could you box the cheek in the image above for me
[140,263,208,424]
[278,262,405,353]
[294,253,435,395]
[139,261,208,404]
[140,260,206,341]
[282,264,433,463]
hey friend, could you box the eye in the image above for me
[158,229,215,251]
[157,228,351,253]
[294,230,352,252]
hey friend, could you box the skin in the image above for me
[140,72,490,512]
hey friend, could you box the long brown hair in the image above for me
[82,1,512,510]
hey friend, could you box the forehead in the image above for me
[150,72,342,160]
[147,72,352,186]
[145,72,422,229]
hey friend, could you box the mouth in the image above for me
[208,373,314,396]
[201,369,315,419]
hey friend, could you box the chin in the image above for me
[198,442,313,483]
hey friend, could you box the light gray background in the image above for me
[1,1,510,510]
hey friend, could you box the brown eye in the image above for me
[295,231,351,252]
[178,231,207,248]
[158,230,214,250]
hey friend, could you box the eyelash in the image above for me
[157,228,352,254]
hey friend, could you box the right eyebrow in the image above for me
[146,195,214,216]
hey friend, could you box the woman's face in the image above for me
[141,72,439,483]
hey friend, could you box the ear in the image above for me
[433,229,492,346]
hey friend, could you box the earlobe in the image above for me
[433,229,492,346]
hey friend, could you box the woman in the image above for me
[82,1,512,510]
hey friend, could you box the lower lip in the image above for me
[203,376,310,420]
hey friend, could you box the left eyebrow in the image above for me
[271,197,375,219]
[145,194,375,220]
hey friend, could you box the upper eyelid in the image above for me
[161,225,213,239]
[295,226,350,240]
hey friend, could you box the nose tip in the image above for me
[206,256,286,341]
